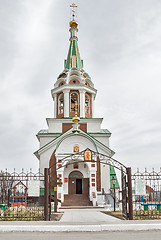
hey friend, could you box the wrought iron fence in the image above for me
[132,168,161,220]
[0,169,44,221]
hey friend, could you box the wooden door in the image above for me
[76,179,82,194]
[69,178,76,194]
[83,178,89,195]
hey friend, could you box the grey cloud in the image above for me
[0,0,161,172]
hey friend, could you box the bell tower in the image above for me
[51,4,97,119]
[35,5,115,208]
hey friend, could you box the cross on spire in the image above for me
[70,3,77,20]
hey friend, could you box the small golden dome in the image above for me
[72,115,80,124]
[70,20,78,28]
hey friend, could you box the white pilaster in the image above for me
[63,89,70,117]
[57,168,64,202]
[92,94,95,118]
[80,90,85,118]
[53,94,57,118]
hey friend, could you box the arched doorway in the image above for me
[69,171,89,195]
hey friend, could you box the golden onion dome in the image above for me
[70,20,78,28]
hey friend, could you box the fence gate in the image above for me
[44,148,133,220]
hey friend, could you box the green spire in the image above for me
[64,10,83,70]
[65,39,83,70]
[110,165,120,188]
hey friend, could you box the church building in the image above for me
[34,6,119,207]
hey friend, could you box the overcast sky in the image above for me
[0,0,161,173]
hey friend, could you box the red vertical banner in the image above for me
[64,178,68,183]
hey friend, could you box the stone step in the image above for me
[62,194,93,206]
[60,206,103,209]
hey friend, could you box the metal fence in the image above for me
[2,167,161,221]
[0,169,44,221]
[132,168,161,220]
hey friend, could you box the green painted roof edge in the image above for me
[37,132,62,135]
[38,132,111,136]
[35,127,115,157]
[55,130,98,152]
[34,132,64,154]
[37,129,111,135]
[88,131,111,135]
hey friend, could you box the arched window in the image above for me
[69,79,80,84]
[85,81,90,86]
[58,73,67,79]
[69,171,83,178]
[70,92,79,113]
[85,93,90,114]
[58,81,65,87]
[58,93,64,115]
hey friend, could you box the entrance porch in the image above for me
[56,156,98,207]
[62,171,92,206]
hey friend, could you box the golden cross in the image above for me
[70,3,77,20]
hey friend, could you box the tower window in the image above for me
[85,81,90,86]
[85,93,90,114]
[69,79,80,84]
[58,81,65,87]
[70,92,79,112]
[58,93,64,115]
[58,73,66,79]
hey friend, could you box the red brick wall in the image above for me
[62,123,87,132]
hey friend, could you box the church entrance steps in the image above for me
[61,194,93,207]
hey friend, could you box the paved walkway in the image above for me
[60,209,120,223]
[0,209,161,232]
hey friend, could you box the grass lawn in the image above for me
[102,211,124,220]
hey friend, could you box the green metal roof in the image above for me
[35,127,115,157]
[65,39,83,70]
[38,130,62,135]
[88,129,111,135]
[110,165,120,189]
[38,128,111,135]
[100,129,111,134]
[38,130,48,134]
